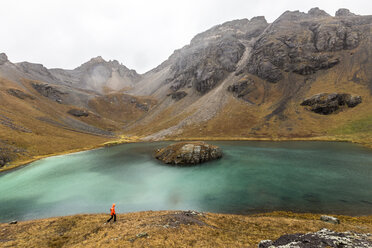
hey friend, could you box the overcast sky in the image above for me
[1,0,371,73]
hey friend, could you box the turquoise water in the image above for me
[0,141,372,222]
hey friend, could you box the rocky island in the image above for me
[154,142,222,165]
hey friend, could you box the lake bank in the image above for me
[2,134,372,173]
[1,210,371,247]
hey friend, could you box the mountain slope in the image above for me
[125,8,372,147]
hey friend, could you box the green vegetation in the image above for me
[331,115,372,135]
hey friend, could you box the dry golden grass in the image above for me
[1,211,371,248]
[0,78,121,172]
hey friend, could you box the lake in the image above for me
[1,141,372,222]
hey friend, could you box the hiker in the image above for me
[107,203,116,223]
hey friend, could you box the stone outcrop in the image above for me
[0,148,13,168]
[32,83,66,103]
[301,93,362,114]
[6,89,35,100]
[167,91,187,101]
[67,109,89,117]
[336,8,356,17]
[164,17,268,94]
[227,79,257,103]
[320,215,340,224]
[258,228,372,248]
[0,153,10,168]
[155,142,222,165]
[244,8,366,83]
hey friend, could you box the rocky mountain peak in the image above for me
[336,8,356,17]
[89,56,105,63]
[0,53,8,65]
[308,7,330,17]
[250,16,267,24]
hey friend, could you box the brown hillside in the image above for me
[1,211,371,247]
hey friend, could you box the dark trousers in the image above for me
[107,214,116,222]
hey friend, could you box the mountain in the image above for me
[126,8,372,144]
[1,7,372,169]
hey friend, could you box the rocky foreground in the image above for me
[154,142,222,165]
[0,211,371,247]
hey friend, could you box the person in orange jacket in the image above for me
[107,203,116,223]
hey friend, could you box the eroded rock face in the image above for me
[227,79,257,103]
[32,83,66,103]
[301,93,362,114]
[155,142,222,165]
[258,228,372,248]
[244,9,367,83]
[164,17,269,94]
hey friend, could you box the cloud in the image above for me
[0,0,371,73]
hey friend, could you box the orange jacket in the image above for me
[110,204,116,215]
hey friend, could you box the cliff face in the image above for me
[127,8,372,143]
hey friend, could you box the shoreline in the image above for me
[1,135,371,173]
[1,210,371,247]
[2,209,372,224]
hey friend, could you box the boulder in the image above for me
[155,142,222,165]
[301,93,362,114]
[167,91,187,101]
[0,150,12,168]
[67,109,89,117]
[320,215,340,224]
[258,228,372,248]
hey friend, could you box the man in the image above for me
[107,203,116,223]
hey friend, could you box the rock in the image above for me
[0,149,13,167]
[135,102,149,111]
[243,9,366,83]
[336,8,356,17]
[258,228,372,248]
[301,93,362,114]
[9,220,17,225]
[67,109,89,117]
[167,91,187,101]
[164,18,268,94]
[308,7,330,17]
[0,53,8,65]
[155,142,222,165]
[136,232,148,238]
[258,240,273,248]
[227,79,257,102]
[320,215,340,224]
[6,89,35,100]
[32,83,66,103]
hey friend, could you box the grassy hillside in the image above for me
[1,211,371,247]
[0,78,147,172]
